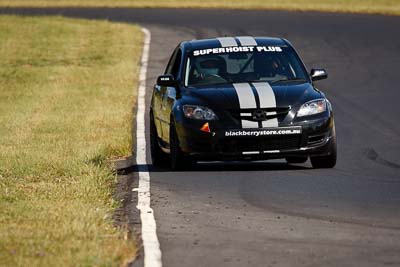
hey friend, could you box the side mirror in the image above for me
[310,68,328,81]
[157,74,177,87]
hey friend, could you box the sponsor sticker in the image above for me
[193,46,283,56]
[224,127,302,137]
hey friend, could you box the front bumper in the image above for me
[176,115,335,161]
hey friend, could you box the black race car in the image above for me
[150,36,337,170]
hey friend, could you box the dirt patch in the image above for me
[113,157,143,265]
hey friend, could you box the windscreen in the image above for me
[184,46,308,87]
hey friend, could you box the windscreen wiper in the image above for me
[270,78,307,84]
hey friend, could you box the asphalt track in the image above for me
[2,7,400,266]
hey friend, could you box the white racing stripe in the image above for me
[136,28,162,267]
[236,36,257,46]
[242,120,258,128]
[252,82,279,127]
[217,37,238,47]
[233,83,258,128]
[264,150,280,153]
[243,151,260,155]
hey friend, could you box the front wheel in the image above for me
[170,120,196,171]
[310,136,337,169]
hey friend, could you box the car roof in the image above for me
[181,36,288,51]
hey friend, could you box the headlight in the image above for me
[183,105,218,120]
[297,99,327,117]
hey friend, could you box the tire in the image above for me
[150,113,168,167]
[310,134,337,169]
[286,156,308,164]
[170,120,196,171]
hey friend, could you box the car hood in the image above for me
[183,82,322,110]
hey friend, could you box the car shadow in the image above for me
[117,160,311,175]
[146,160,310,173]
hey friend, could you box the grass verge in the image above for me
[0,0,399,16]
[0,15,142,266]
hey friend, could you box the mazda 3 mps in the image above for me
[150,36,337,170]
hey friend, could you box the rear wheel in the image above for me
[286,156,308,164]
[150,113,168,167]
[170,120,196,171]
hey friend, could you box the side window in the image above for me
[170,50,182,78]
[165,47,182,79]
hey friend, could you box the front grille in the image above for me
[229,107,291,122]
[218,135,301,153]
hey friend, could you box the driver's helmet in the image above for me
[195,56,226,77]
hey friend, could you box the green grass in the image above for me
[0,0,399,16]
[0,16,142,266]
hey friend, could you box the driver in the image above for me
[195,56,226,79]
[256,54,286,79]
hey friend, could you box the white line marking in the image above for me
[136,27,162,267]
[217,37,238,47]
[252,82,279,127]
[236,36,257,46]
